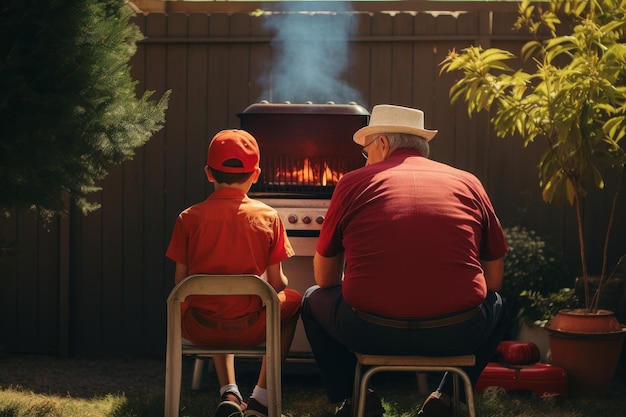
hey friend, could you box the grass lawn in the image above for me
[0,353,625,416]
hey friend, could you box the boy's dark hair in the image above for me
[210,158,254,184]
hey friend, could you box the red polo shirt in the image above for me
[317,149,507,318]
[166,187,294,319]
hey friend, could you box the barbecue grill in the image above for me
[238,101,369,252]
[238,101,370,355]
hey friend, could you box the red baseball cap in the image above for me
[207,129,260,173]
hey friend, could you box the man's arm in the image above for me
[482,257,504,291]
[313,251,345,288]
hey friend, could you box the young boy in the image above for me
[166,129,302,417]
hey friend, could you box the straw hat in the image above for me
[353,104,438,145]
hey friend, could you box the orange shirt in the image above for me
[166,187,294,319]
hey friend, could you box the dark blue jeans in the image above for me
[300,285,509,403]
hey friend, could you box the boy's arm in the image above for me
[265,262,288,293]
[174,262,188,284]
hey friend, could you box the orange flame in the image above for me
[273,158,343,186]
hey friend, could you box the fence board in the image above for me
[72,189,104,355]
[0,210,19,353]
[14,214,37,348]
[228,13,254,125]
[142,12,169,356]
[207,13,232,133]
[122,13,149,357]
[101,164,125,355]
[187,14,212,203]
[164,13,189,291]
[390,13,414,106]
[36,220,59,354]
[349,14,372,107]
[9,213,49,353]
[121,155,147,356]
[369,13,394,105]
[411,13,438,148]
[249,12,271,103]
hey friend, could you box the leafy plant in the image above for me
[440,0,626,313]
[501,226,572,324]
[519,288,579,327]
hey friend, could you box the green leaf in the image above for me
[604,116,626,141]
[479,48,516,66]
[521,40,542,61]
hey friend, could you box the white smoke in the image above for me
[258,3,365,105]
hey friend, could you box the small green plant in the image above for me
[501,226,572,325]
[519,288,579,327]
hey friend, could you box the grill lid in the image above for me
[238,101,370,199]
[238,101,370,117]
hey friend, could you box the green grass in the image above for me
[2,377,626,417]
[1,357,625,417]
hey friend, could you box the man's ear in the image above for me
[379,135,391,159]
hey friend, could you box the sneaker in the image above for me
[215,391,247,417]
[243,397,289,417]
[334,389,385,417]
[243,398,269,417]
[417,390,452,417]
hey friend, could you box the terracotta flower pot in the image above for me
[546,309,626,397]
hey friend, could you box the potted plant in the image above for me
[440,0,626,396]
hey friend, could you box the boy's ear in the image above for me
[204,165,215,182]
[251,167,261,184]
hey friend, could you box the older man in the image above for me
[301,104,509,417]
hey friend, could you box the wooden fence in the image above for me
[1,1,624,358]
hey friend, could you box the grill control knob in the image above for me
[316,215,325,225]
[302,215,312,224]
[288,214,298,224]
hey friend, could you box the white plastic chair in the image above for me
[164,274,281,417]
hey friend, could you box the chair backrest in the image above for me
[165,274,282,417]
